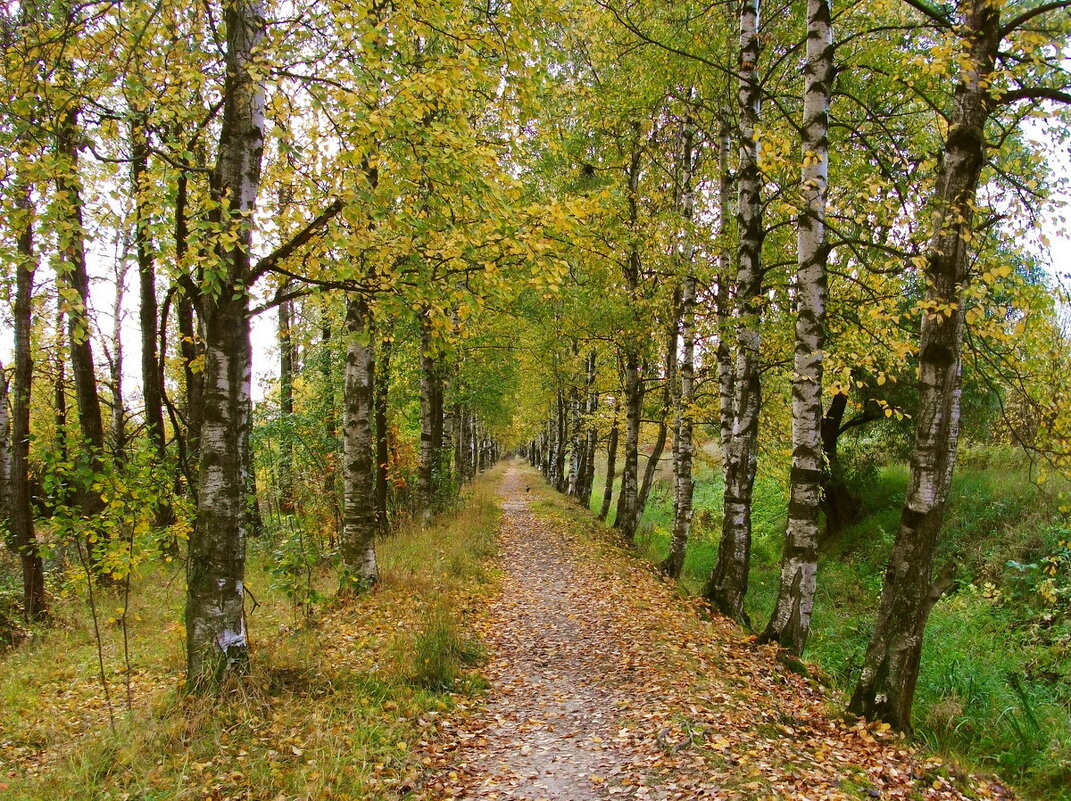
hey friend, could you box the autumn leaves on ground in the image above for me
[1,463,1012,800]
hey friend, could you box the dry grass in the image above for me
[0,466,505,800]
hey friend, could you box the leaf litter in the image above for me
[0,466,1017,800]
[411,465,1014,801]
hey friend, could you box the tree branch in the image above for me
[250,198,344,282]
[248,286,318,317]
[1000,0,1071,36]
[897,0,952,28]
[924,561,957,614]
[996,87,1071,107]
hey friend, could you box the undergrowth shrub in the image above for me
[0,590,29,647]
[262,516,332,621]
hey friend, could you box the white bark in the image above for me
[761,0,833,654]
[186,0,266,687]
[707,0,765,622]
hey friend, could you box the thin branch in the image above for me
[1000,0,1071,36]
[249,198,344,282]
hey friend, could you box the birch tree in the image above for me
[849,0,1071,731]
[185,0,267,686]
[706,0,765,622]
[663,115,698,579]
[759,0,834,653]
[339,295,378,592]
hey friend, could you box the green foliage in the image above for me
[626,451,1071,799]
[264,521,330,620]
[39,441,190,579]
[1004,527,1071,624]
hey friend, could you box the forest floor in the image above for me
[0,463,1029,800]
[412,464,1015,801]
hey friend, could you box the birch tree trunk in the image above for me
[442,392,456,491]
[706,0,765,622]
[455,408,467,483]
[759,0,833,654]
[615,122,646,539]
[614,352,643,539]
[541,422,552,479]
[715,125,735,462]
[374,325,391,531]
[418,313,446,516]
[340,295,378,592]
[8,183,47,621]
[107,257,129,458]
[185,0,266,688]
[319,306,339,531]
[664,111,698,579]
[554,388,568,493]
[567,382,581,497]
[849,0,1000,731]
[665,282,696,577]
[470,413,479,479]
[578,350,598,507]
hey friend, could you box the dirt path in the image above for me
[444,467,643,800]
[416,464,1012,801]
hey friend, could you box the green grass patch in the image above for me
[589,449,1071,800]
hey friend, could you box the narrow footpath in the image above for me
[414,464,1012,801]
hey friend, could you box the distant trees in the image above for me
[0,0,546,687]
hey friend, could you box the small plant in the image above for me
[267,521,328,621]
[1004,527,1071,632]
[0,590,30,647]
[403,603,484,691]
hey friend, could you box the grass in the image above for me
[0,467,505,800]
[589,448,1071,800]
